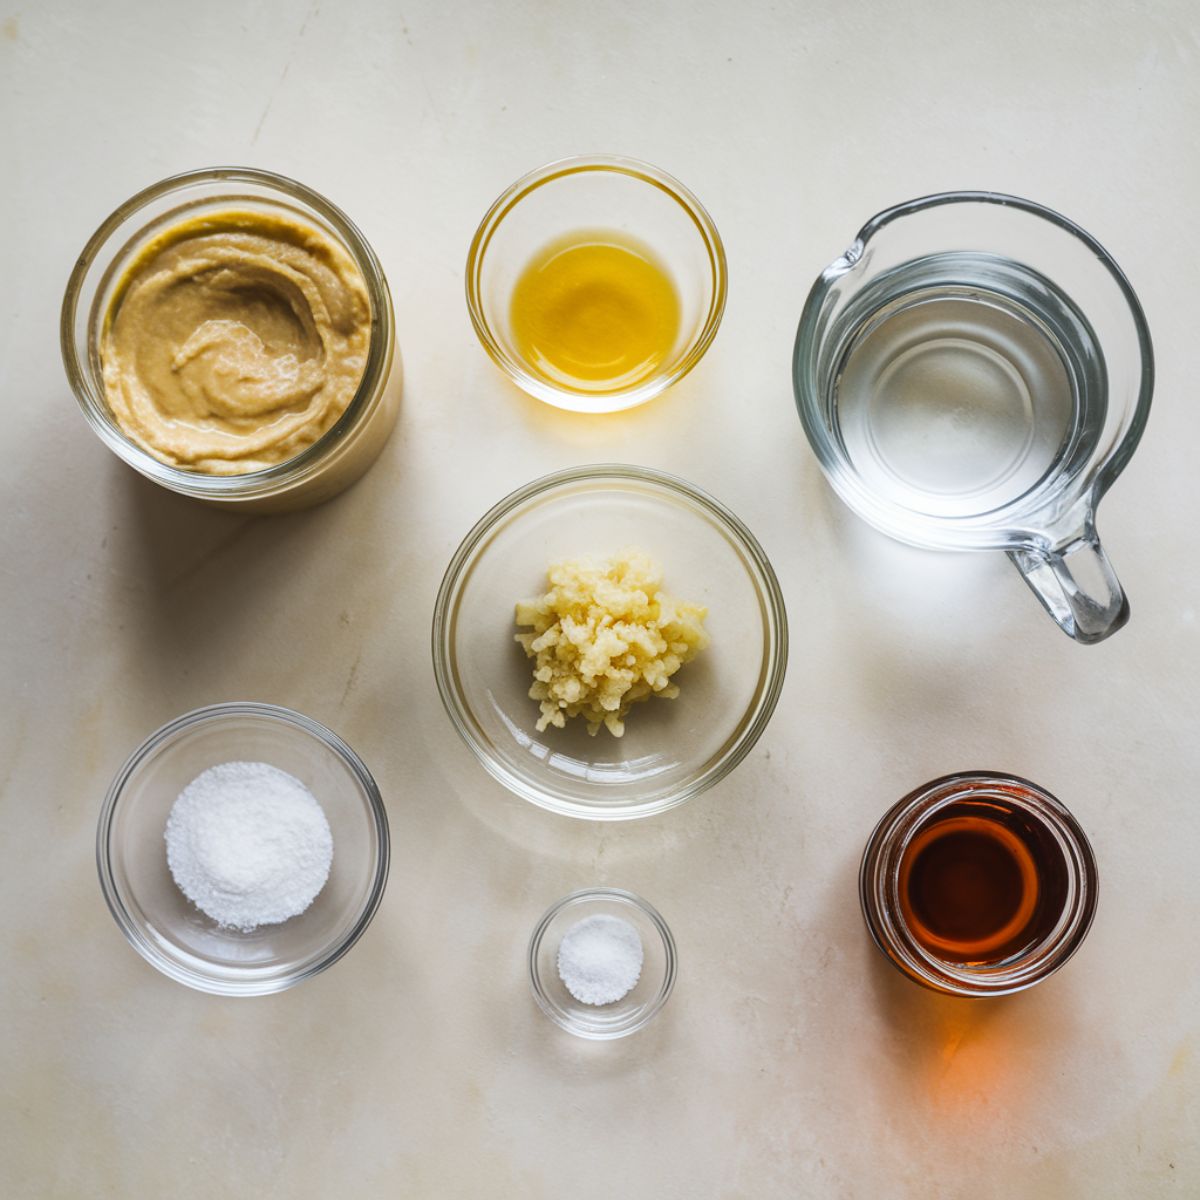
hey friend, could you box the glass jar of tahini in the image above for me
[61,166,401,513]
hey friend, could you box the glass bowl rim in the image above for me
[61,165,396,500]
[96,700,391,996]
[527,886,678,1039]
[464,153,729,413]
[430,462,789,820]
[792,189,1155,549]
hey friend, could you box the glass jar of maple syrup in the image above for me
[860,772,1098,997]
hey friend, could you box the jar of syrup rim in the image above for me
[859,771,1098,997]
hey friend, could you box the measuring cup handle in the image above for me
[1008,524,1130,644]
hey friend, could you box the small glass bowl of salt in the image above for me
[98,702,389,995]
[528,888,677,1039]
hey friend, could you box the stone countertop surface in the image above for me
[2,1,1198,1196]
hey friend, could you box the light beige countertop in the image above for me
[2,1,1198,1195]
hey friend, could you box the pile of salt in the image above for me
[164,761,333,932]
[556,914,644,1005]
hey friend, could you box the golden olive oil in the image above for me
[509,229,681,393]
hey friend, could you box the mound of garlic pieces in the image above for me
[514,551,710,737]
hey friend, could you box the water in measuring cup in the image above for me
[832,252,1106,521]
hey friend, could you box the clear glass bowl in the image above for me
[97,703,389,995]
[465,155,727,412]
[432,464,788,819]
[528,888,677,1039]
[62,167,401,513]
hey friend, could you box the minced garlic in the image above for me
[514,551,710,737]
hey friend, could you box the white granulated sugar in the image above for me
[556,913,644,1005]
[164,761,333,932]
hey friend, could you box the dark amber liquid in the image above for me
[898,802,1066,965]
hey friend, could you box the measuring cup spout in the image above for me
[822,239,865,283]
[1008,513,1129,644]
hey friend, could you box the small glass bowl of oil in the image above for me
[860,772,1098,997]
[466,155,727,413]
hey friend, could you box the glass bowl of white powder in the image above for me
[528,888,677,1039]
[97,702,389,995]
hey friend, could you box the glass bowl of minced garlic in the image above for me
[432,465,788,819]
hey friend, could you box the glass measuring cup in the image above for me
[794,192,1153,643]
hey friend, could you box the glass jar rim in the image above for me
[859,770,1099,997]
[61,165,395,501]
[464,154,728,412]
